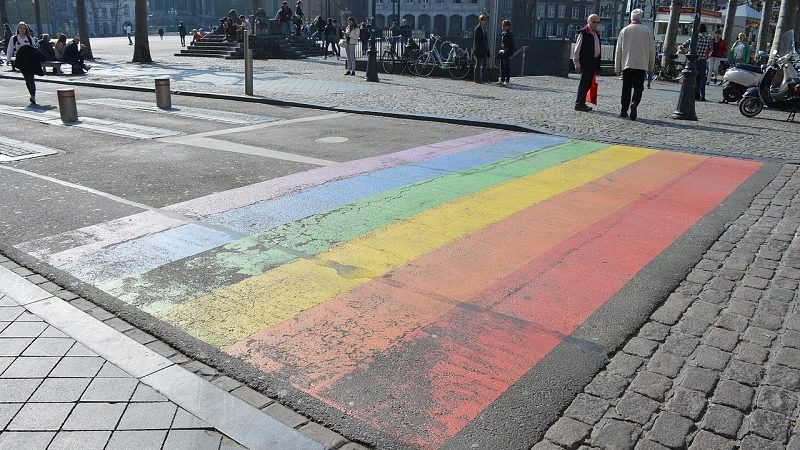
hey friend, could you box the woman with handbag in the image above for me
[6,22,42,105]
[344,17,359,76]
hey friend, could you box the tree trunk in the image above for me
[132,0,152,62]
[77,0,95,59]
[0,0,8,28]
[770,0,798,60]
[593,0,601,17]
[33,0,43,36]
[756,0,773,52]
[722,0,737,49]
[512,0,535,38]
[662,0,683,67]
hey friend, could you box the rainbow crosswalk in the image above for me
[17,131,761,448]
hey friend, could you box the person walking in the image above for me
[178,21,188,47]
[344,16,359,76]
[6,22,42,104]
[158,27,164,40]
[708,28,727,83]
[473,14,489,83]
[124,23,133,45]
[323,18,339,59]
[497,19,516,86]
[573,14,601,112]
[615,8,656,121]
[681,23,712,101]
[727,33,750,66]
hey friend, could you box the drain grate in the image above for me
[0,137,58,162]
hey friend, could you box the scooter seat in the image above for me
[735,64,762,74]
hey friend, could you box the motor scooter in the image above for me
[721,63,763,102]
[739,30,800,121]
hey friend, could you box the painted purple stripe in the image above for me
[165,130,523,219]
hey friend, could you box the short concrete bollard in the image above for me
[56,88,78,122]
[155,77,171,109]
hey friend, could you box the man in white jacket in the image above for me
[615,8,656,121]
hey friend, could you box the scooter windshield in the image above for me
[777,30,796,57]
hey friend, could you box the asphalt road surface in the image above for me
[0,77,775,449]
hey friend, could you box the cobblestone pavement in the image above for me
[33,36,800,162]
[534,164,800,450]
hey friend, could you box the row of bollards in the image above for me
[54,77,172,122]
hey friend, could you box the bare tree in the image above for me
[756,0,773,51]
[722,0,737,48]
[33,0,43,36]
[132,0,151,62]
[512,0,537,37]
[770,0,798,59]
[77,0,95,59]
[0,0,8,27]
[662,0,683,66]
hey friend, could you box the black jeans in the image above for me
[575,67,595,106]
[499,55,511,82]
[621,68,646,113]
[22,71,35,99]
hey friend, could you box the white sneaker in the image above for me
[502,81,507,87]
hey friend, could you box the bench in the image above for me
[8,57,78,74]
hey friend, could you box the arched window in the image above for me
[449,15,462,35]
[433,14,446,36]
[418,14,430,35]
[465,14,478,31]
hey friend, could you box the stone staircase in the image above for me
[175,24,323,60]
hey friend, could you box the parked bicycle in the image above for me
[381,41,421,76]
[414,35,472,79]
[655,53,685,82]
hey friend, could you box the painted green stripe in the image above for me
[102,140,609,312]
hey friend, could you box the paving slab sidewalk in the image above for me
[0,265,335,450]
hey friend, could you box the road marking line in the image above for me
[162,136,337,166]
[179,112,349,139]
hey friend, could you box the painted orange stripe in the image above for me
[226,150,709,388]
[313,156,761,448]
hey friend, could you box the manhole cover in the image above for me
[316,137,349,144]
[0,137,58,161]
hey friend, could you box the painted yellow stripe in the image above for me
[157,145,656,347]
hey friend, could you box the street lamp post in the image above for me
[672,0,702,120]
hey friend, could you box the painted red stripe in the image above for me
[315,157,761,448]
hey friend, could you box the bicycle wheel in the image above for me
[448,53,471,79]
[415,52,436,77]
[381,50,395,74]
[405,49,420,75]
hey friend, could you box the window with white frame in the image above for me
[556,22,564,36]
[558,5,565,18]
[546,22,553,36]
[572,6,579,19]
[547,3,555,18]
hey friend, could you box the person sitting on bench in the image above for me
[62,36,91,74]
[37,34,56,61]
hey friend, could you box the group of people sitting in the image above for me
[2,22,91,75]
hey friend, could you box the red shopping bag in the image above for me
[586,74,598,105]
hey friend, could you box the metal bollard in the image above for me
[56,88,78,122]
[155,77,171,109]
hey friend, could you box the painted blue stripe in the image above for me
[62,224,233,285]
[59,134,567,285]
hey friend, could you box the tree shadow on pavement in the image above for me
[634,117,751,135]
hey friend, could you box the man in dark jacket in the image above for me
[572,14,601,112]
[62,37,90,75]
[37,34,57,61]
[473,14,489,83]
[178,22,188,46]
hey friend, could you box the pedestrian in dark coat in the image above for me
[497,19,516,86]
[6,22,42,104]
[178,21,188,46]
[473,14,489,83]
[572,14,601,111]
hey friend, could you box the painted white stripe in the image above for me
[162,136,337,166]
[78,98,279,125]
[181,111,349,138]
